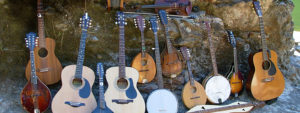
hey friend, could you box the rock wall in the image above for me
[0,0,297,113]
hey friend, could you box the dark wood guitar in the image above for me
[225,30,243,97]
[159,10,183,78]
[25,0,62,85]
[180,47,207,108]
[104,12,145,113]
[202,21,231,104]
[21,32,51,113]
[92,63,113,113]
[51,12,97,113]
[154,0,192,16]
[246,0,285,101]
[146,16,178,113]
[131,15,156,83]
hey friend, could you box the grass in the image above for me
[293,0,300,31]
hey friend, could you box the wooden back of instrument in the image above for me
[147,89,178,113]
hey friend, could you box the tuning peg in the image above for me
[125,22,127,25]
[115,22,118,25]
[36,37,39,39]
[151,48,155,50]
[149,28,152,30]
[157,27,160,30]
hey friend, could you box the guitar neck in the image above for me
[119,25,126,78]
[206,22,219,75]
[140,31,146,57]
[186,60,195,85]
[74,29,88,78]
[233,47,239,74]
[37,0,46,47]
[30,50,38,85]
[258,17,268,61]
[99,72,106,109]
[154,32,164,89]
[163,25,173,53]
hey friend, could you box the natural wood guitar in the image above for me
[146,16,178,113]
[225,30,243,97]
[25,0,62,85]
[104,12,145,113]
[202,21,231,104]
[21,32,51,113]
[180,47,207,108]
[92,63,113,113]
[159,10,183,78]
[131,15,156,83]
[246,0,285,101]
[51,13,97,113]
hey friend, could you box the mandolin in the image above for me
[202,21,231,104]
[21,32,51,113]
[246,0,285,101]
[154,0,192,16]
[51,12,97,113]
[92,63,113,113]
[180,47,207,108]
[187,101,265,113]
[131,15,156,84]
[159,10,183,78]
[225,30,243,97]
[104,12,145,113]
[25,0,62,85]
[146,16,178,113]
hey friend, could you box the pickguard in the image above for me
[79,78,91,98]
[126,78,137,99]
[268,61,276,76]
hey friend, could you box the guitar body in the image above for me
[147,89,178,113]
[131,52,156,83]
[25,38,62,85]
[248,50,285,101]
[104,67,145,113]
[161,47,183,77]
[20,78,51,113]
[182,80,207,108]
[51,65,97,113]
[226,65,243,95]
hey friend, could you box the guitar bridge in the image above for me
[37,68,50,72]
[112,99,133,104]
[65,101,85,107]
[262,77,274,82]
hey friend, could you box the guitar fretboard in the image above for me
[119,26,126,78]
[140,31,146,57]
[74,28,88,79]
[205,22,219,76]
[258,17,268,61]
[154,32,164,89]
[30,51,38,85]
[37,0,46,47]
[163,25,173,54]
[98,67,106,109]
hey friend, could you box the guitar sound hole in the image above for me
[38,48,48,58]
[117,78,128,89]
[141,60,147,66]
[191,86,197,93]
[72,78,83,88]
[262,60,271,70]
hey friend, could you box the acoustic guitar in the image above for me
[187,101,265,113]
[146,16,178,113]
[154,0,192,16]
[131,15,156,83]
[92,63,113,113]
[51,12,97,113]
[202,21,231,104]
[25,0,62,85]
[180,47,207,108]
[21,32,51,113]
[225,30,243,97]
[104,12,145,113]
[159,10,183,78]
[246,0,285,101]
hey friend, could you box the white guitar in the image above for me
[146,15,178,113]
[51,12,97,113]
[104,11,145,113]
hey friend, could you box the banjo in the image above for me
[202,21,231,104]
[146,16,178,113]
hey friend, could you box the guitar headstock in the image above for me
[97,62,104,77]
[227,30,236,48]
[80,12,92,30]
[134,15,146,32]
[180,46,191,61]
[115,11,127,27]
[253,0,263,17]
[149,17,159,33]
[158,10,169,25]
[25,32,38,51]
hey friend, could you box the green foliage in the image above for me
[293,0,300,31]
